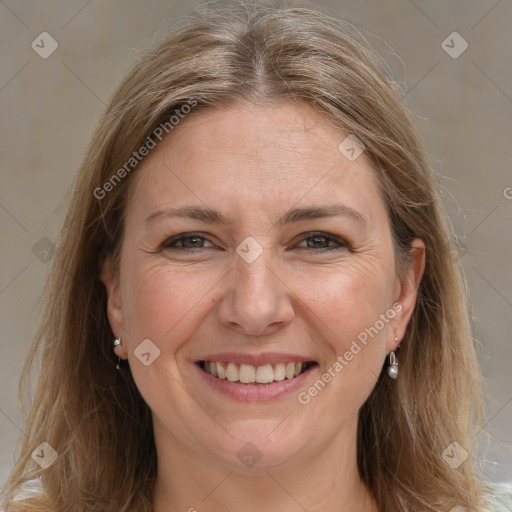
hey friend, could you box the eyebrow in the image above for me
[144,203,367,228]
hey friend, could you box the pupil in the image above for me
[184,236,202,248]
[309,236,327,248]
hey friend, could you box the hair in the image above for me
[1,1,490,511]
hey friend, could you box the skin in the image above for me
[101,100,425,512]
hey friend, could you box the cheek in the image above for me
[294,269,392,418]
[301,260,391,333]
[118,261,220,412]
[119,260,220,353]
[296,261,392,376]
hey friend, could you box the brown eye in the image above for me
[306,235,330,249]
[295,232,348,252]
[175,235,206,249]
[161,233,215,251]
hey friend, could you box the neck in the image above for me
[152,414,379,512]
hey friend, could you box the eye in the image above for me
[160,232,216,251]
[155,231,349,254]
[294,232,349,252]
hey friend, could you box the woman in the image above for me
[2,1,511,511]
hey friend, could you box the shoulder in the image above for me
[13,476,46,499]
[485,482,512,512]
[1,477,49,511]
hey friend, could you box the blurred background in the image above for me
[1,0,511,486]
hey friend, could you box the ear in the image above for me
[100,256,128,359]
[387,238,426,352]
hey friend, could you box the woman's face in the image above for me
[102,100,424,472]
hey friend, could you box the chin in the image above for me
[206,420,309,472]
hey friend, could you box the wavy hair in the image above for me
[2,1,488,510]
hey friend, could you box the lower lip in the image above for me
[194,363,317,402]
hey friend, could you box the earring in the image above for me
[112,337,122,370]
[387,337,399,379]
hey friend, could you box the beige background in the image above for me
[1,0,511,486]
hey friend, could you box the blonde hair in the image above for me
[2,1,489,510]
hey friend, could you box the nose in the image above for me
[216,248,295,337]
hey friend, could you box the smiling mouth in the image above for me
[198,361,316,384]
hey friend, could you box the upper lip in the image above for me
[195,352,316,366]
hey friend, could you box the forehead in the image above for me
[128,100,385,224]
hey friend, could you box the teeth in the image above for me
[217,362,226,380]
[239,363,256,383]
[226,362,238,382]
[255,364,274,383]
[203,361,310,383]
[273,362,286,381]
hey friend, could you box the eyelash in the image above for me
[157,231,349,253]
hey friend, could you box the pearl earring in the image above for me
[112,337,122,370]
[387,337,399,379]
